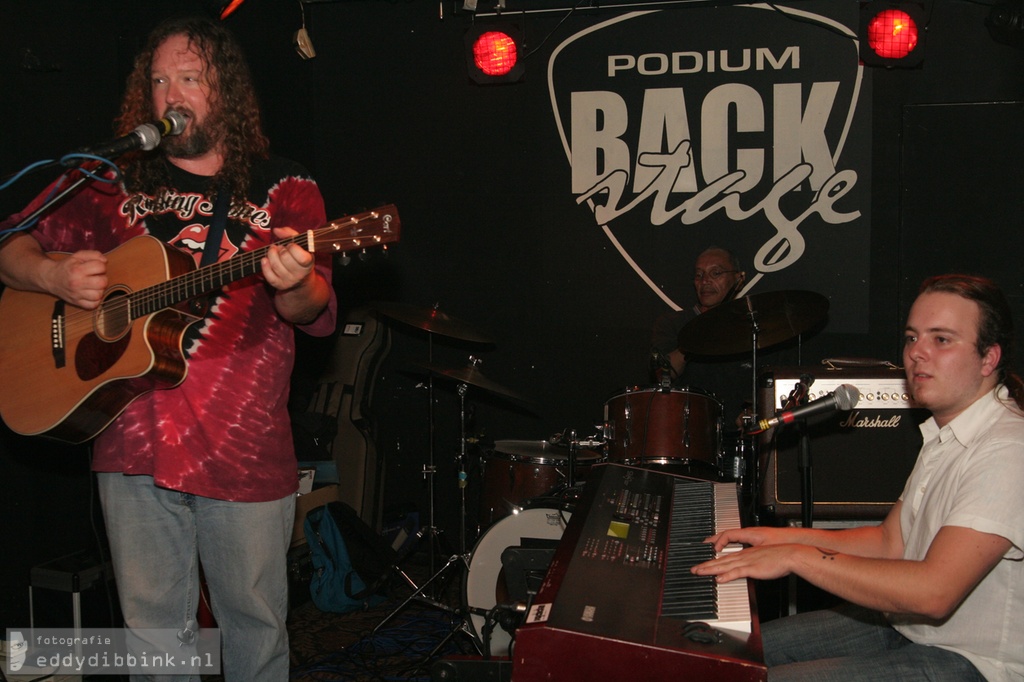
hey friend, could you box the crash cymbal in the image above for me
[413,360,529,403]
[677,290,829,356]
[372,301,493,344]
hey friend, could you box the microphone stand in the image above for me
[797,418,814,528]
[0,168,92,245]
[789,378,814,528]
[759,381,815,528]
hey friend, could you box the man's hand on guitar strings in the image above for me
[262,227,316,292]
[48,250,108,310]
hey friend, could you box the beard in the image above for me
[160,115,217,159]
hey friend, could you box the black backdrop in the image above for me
[2,0,1023,628]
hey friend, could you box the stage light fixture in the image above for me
[294,0,316,59]
[987,1,1024,48]
[218,0,247,19]
[465,24,525,85]
[859,1,927,67]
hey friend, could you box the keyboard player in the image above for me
[692,275,1024,682]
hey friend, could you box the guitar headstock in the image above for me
[312,204,401,256]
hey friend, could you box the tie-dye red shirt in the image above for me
[13,157,336,501]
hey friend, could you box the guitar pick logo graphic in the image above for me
[548,4,869,330]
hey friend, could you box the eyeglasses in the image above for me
[694,269,737,282]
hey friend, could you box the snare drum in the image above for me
[463,507,570,657]
[479,440,599,528]
[603,386,722,472]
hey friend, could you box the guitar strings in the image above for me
[54,219,377,345]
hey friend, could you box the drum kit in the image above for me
[370,290,829,656]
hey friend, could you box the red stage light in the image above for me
[867,8,919,59]
[465,24,525,84]
[473,31,519,76]
[859,2,927,67]
[219,0,246,19]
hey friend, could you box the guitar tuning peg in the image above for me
[339,253,352,266]
[358,249,369,262]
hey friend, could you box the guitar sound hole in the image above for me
[96,289,131,342]
[75,289,134,382]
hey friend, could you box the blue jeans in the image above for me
[98,473,294,682]
[763,603,986,681]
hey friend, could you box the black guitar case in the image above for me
[306,306,391,530]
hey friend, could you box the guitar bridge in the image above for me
[51,299,66,368]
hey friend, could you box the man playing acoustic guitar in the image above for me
[0,15,336,681]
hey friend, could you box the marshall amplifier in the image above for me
[757,365,930,522]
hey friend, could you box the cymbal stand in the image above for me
[417,319,462,593]
[566,429,578,488]
[370,379,478,652]
[424,329,442,586]
[456,382,470,556]
[742,301,762,522]
[402,324,454,601]
[743,298,761,421]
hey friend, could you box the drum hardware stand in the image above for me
[405,324,455,601]
[371,549,471,630]
[742,300,761,421]
[370,368,486,648]
[456,380,471,556]
[370,551,483,665]
[424,329,443,585]
[566,429,578,489]
[743,303,765,509]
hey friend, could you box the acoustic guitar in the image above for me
[0,205,400,443]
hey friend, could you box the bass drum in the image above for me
[463,507,570,657]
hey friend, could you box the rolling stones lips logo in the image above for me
[170,223,239,265]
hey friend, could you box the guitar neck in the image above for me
[130,233,306,317]
[126,204,399,318]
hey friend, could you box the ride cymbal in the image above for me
[413,360,530,403]
[677,290,829,356]
[372,301,493,344]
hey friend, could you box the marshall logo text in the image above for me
[839,412,903,429]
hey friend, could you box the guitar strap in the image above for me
[201,187,231,267]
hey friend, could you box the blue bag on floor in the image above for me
[305,503,387,613]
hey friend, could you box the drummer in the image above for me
[649,246,752,422]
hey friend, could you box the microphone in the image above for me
[651,348,672,370]
[651,348,674,386]
[65,111,187,163]
[754,384,859,433]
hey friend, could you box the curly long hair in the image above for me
[919,273,1024,410]
[116,15,269,202]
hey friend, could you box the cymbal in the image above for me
[414,360,529,403]
[677,290,829,356]
[371,302,492,344]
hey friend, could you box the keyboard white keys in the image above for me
[711,482,754,633]
[661,480,753,634]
